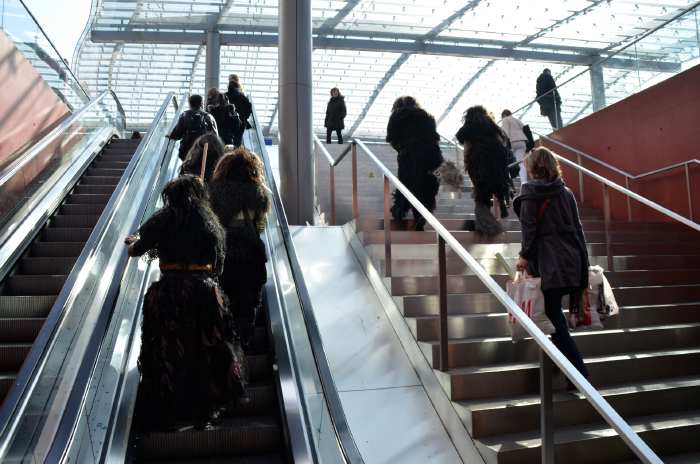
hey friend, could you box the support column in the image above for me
[590,62,606,112]
[279,0,314,224]
[205,30,221,92]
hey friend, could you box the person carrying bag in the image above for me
[513,147,590,384]
[507,271,555,342]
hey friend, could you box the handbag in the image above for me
[523,124,535,151]
[507,271,556,342]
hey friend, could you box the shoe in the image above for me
[499,200,509,219]
[415,218,426,232]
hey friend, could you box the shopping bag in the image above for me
[588,266,619,320]
[568,288,604,331]
[506,271,555,342]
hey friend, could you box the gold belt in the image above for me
[159,263,214,273]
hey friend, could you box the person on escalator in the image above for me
[225,74,253,146]
[324,87,347,144]
[168,94,218,160]
[456,105,511,236]
[124,175,248,430]
[208,148,270,350]
[179,132,226,183]
[207,88,242,146]
[386,96,444,232]
[513,147,589,387]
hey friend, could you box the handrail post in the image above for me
[625,176,632,222]
[383,175,392,277]
[577,153,584,204]
[603,183,614,271]
[438,235,448,372]
[540,351,555,464]
[351,141,359,221]
[330,165,336,225]
[685,163,694,221]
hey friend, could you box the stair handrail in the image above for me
[327,137,662,463]
[505,1,700,127]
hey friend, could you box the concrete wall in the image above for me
[542,64,700,223]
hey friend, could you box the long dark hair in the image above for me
[392,96,418,113]
[162,175,209,223]
[180,133,225,182]
[462,105,508,142]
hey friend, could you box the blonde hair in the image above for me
[526,147,562,181]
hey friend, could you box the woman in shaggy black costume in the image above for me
[180,132,226,183]
[208,148,270,348]
[456,105,511,236]
[125,175,247,430]
[386,96,444,231]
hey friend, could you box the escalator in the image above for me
[0,138,140,405]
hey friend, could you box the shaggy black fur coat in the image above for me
[386,106,444,227]
[208,180,270,347]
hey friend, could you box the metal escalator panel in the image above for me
[0,93,180,463]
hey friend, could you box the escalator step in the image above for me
[66,193,112,205]
[140,416,282,460]
[229,383,276,416]
[51,214,100,228]
[93,160,129,170]
[74,185,115,195]
[0,296,54,318]
[19,257,76,275]
[79,176,121,186]
[88,168,124,177]
[30,241,84,257]
[247,354,272,383]
[3,275,66,295]
[42,227,92,242]
[0,344,32,371]
[60,203,106,215]
[152,455,285,464]
[0,318,45,342]
[0,374,16,404]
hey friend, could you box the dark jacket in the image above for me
[207,98,241,145]
[169,109,217,160]
[456,123,510,204]
[536,73,562,113]
[226,85,253,129]
[324,96,347,130]
[513,178,589,291]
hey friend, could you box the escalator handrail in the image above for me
[44,93,184,463]
[0,89,124,190]
[250,105,365,463]
[0,93,178,459]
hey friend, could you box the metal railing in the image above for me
[537,133,699,222]
[315,137,662,463]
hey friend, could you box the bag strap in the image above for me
[536,199,550,223]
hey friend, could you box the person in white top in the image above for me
[500,109,529,182]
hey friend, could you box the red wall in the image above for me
[542,64,700,223]
[0,30,69,169]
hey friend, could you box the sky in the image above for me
[24,0,93,65]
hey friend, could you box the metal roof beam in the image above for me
[318,0,362,33]
[90,30,680,72]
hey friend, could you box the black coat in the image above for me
[324,96,347,130]
[169,109,217,160]
[455,123,510,204]
[207,100,241,145]
[536,73,562,113]
[226,85,253,129]
[513,178,589,291]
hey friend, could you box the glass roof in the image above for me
[74,0,700,135]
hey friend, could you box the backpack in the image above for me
[185,110,214,141]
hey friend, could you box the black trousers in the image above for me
[546,107,563,130]
[326,128,343,144]
[542,287,589,378]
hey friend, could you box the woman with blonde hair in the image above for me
[513,147,589,386]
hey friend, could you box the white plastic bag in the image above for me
[506,271,556,342]
[588,265,619,320]
[569,287,604,331]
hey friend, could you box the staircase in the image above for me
[0,138,141,406]
[320,142,700,463]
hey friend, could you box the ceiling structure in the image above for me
[74,0,700,136]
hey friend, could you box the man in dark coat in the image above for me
[324,87,347,144]
[225,75,253,146]
[168,94,218,160]
[207,88,241,146]
[536,69,563,130]
[386,96,444,231]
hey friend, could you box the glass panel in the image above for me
[0,91,125,238]
[0,0,89,109]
